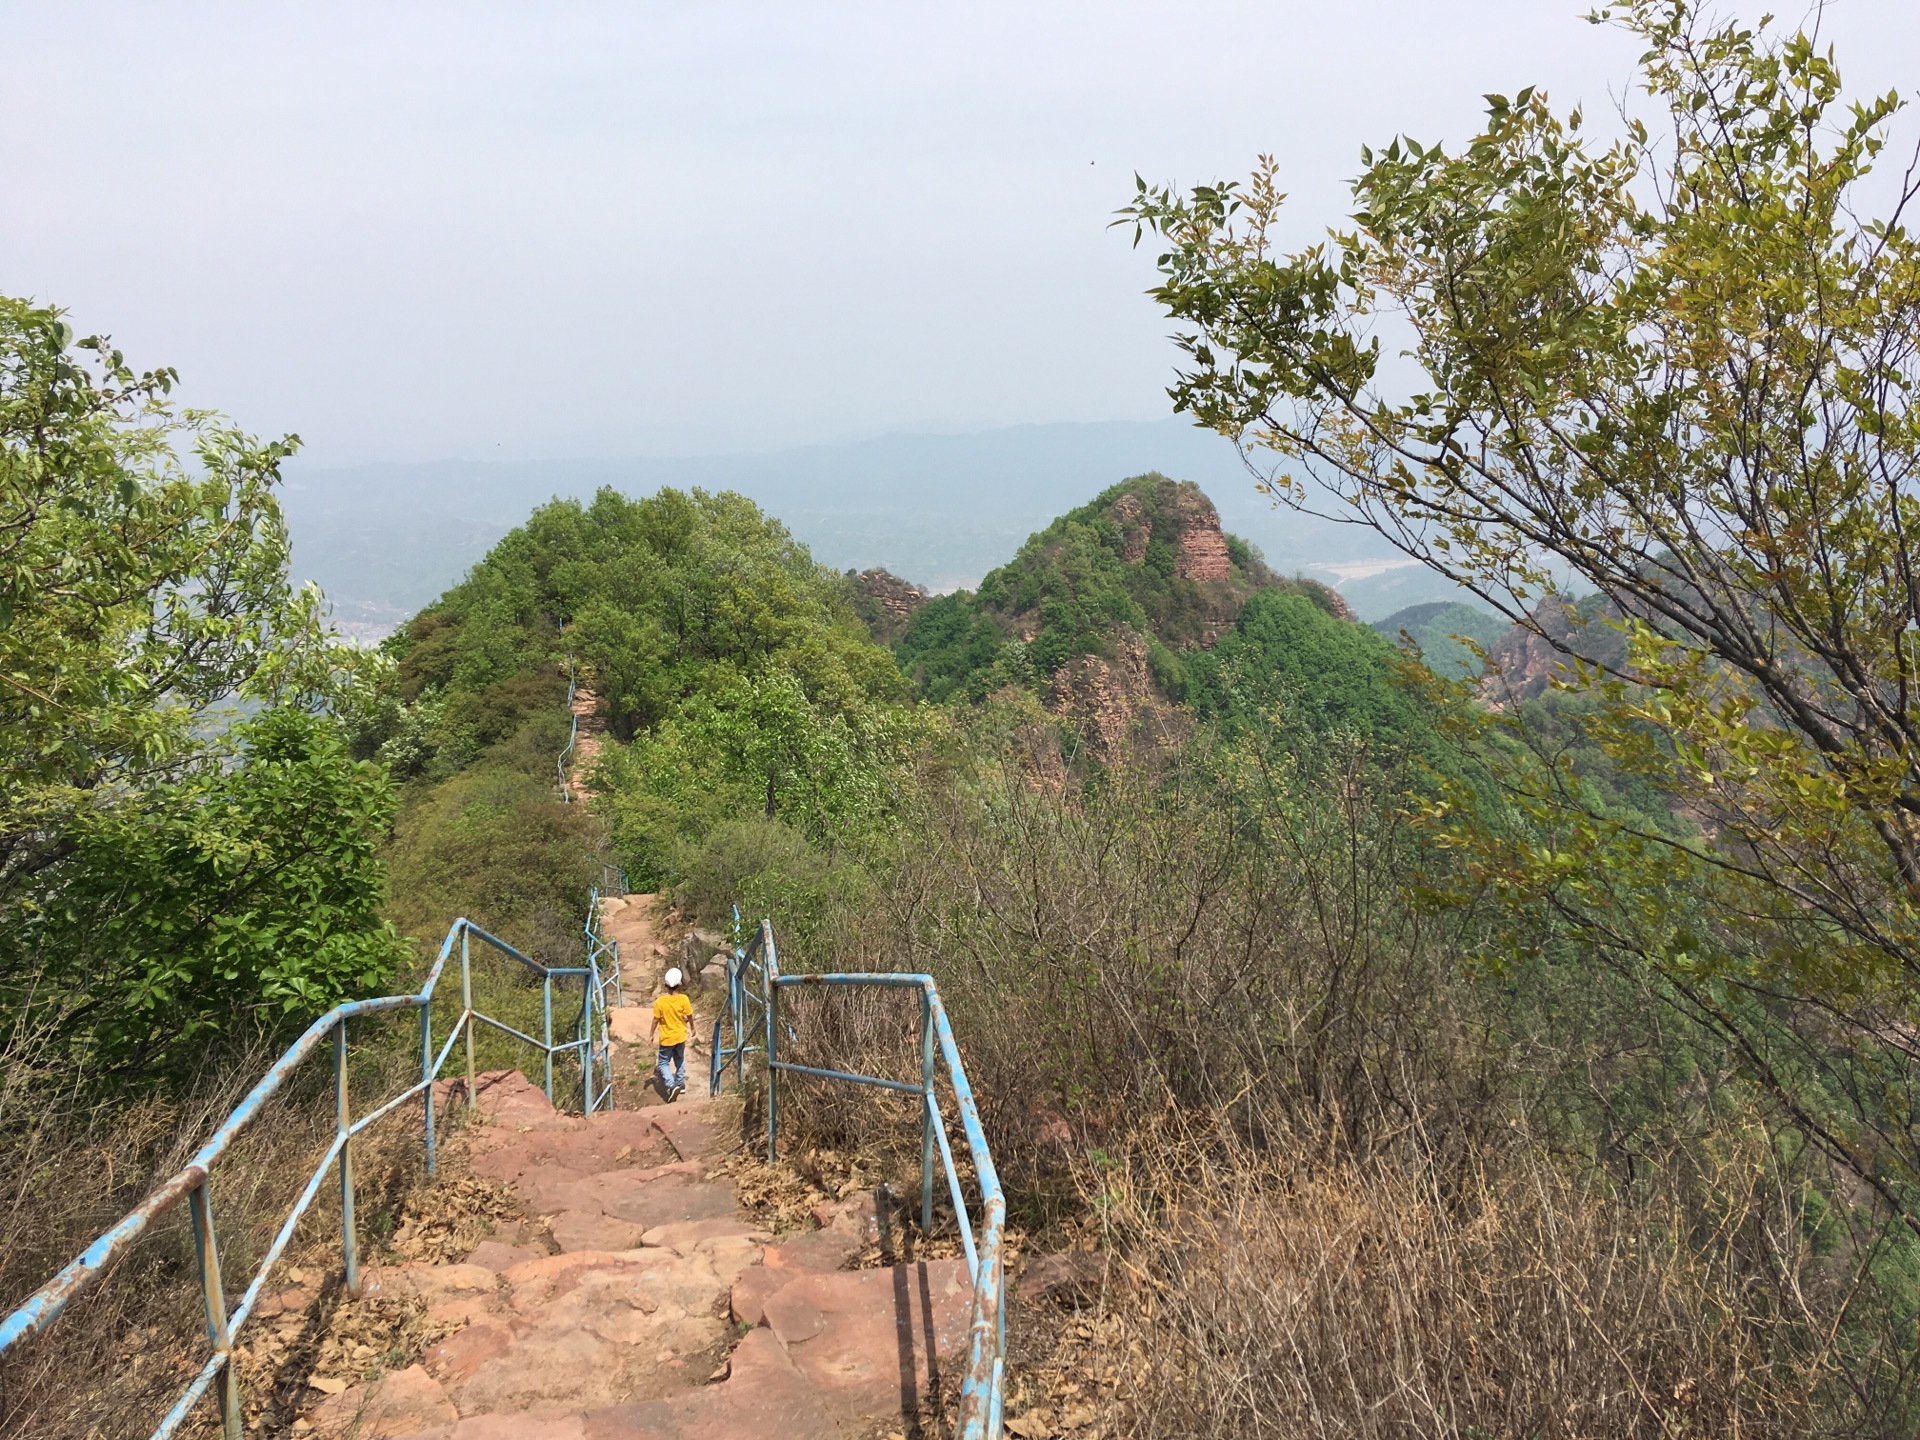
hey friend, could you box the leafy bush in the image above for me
[0,298,399,1086]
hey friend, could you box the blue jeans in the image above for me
[656,1041,687,1092]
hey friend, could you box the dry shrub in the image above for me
[0,1014,451,1440]
[1076,1110,1836,1439]
[754,721,1919,1433]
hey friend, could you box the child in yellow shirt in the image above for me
[647,966,697,1101]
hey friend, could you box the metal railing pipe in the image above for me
[335,1022,359,1297]
[187,1182,242,1440]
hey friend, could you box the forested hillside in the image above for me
[14,6,1920,1426]
[895,473,1342,705]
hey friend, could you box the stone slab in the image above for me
[307,1363,458,1438]
[580,1329,839,1440]
[765,1259,975,1424]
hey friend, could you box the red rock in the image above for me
[448,1409,587,1439]
[550,1209,647,1253]
[579,1329,839,1440]
[425,1319,516,1387]
[591,1174,735,1229]
[761,1260,975,1423]
[465,1240,545,1273]
[730,1265,783,1327]
[359,1263,496,1305]
[306,1364,457,1438]
[637,1216,763,1252]
[761,1225,862,1274]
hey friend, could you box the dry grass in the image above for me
[0,1013,468,1440]
[1056,1110,1836,1440]
[749,728,1920,1437]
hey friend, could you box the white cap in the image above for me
[664,967,683,988]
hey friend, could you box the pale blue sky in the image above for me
[5,2,1917,465]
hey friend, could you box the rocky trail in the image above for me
[564,682,607,796]
[295,897,973,1439]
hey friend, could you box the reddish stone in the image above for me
[580,1329,839,1440]
[550,1209,647,1253]
[638,1216,764,1252]
[449,1410,586,1439]
[306,1364,457,1438]
[592,1174,735,1229]
[425,1319,516,1387]
[465,1240,545,1273]
[730,1265,784,1327]
[762,1225,862,1275]
[761,1260,975,1424]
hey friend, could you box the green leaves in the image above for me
[0,295,397,1086]
[1126,0,1920,1229]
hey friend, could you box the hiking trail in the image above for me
[296,894,973,1440]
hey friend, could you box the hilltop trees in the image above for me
[375,487,911,923]
[1123,3,1920,1226]
[0,299,401,1081]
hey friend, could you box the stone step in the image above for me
[304,1068,971,1440]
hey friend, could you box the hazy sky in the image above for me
[5,2,1918,465]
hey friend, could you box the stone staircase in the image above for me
[300,1064,972,1440]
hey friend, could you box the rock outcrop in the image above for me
[849,568,929,643]
[1481,596,1628,707]
[1045,630,1184,760]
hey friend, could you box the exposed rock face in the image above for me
[1110,492,1151,565]
[1104,481,1232,581]
[849,567,928,643]
[1166,485,1232,581]
[1481,596,1628,706]
[1045,630,1183,760]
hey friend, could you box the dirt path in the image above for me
[600,894,731,1110]
[565,682,607,797]
[296,1072,971,1438]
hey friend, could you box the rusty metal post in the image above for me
[336,1021,359,1297]
[921,987,935,1235]
[188,1181,243,1440]
[461,926,476,1108]
[421,1002,437,1180]
[543,974,554,1102]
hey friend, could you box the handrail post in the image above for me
[335,1021,360,1297]
[422,1002,437,1180]
[729,947,742,1094]
[921,986,936,1235]
[188,1181,243,1440]
[581,977,594,1114]
[461,926,476,1108]
[543,974,554,1103]
[763,924,778,1165]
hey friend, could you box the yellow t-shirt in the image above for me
[653,991,694,1047]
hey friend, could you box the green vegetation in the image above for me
[1371,600,1504,679]
[0,299,402,1084]
[1189,591,1444,754]
[363,486,909,949]
[894,472,1340,703]
[1125,0,1920,1233]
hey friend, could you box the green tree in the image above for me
[0,299,401,1081]
[1121,3,1920,1226]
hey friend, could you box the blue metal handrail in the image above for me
[710,919,1007,1440]
[0,908,616,1440]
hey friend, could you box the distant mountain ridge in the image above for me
[279,420,1495,639]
